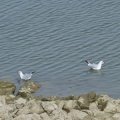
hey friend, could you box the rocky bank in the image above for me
[0,81,120,120]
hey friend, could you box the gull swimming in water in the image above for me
[85,60,104,70]
[18,71,36,80]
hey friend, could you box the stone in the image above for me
[24,80,40,93]
[0,96,6,105]
[0,107,9,119]
[89,102,99,110]
[57,100,65,109]
[15,98,27,104]
[17,106,31,115]
[40,112,51,120]
[41,101,58,114]
[97,94,110,111]
[113,113,120,120]
[14,114,32,120]
[0,81,16,95]
[16,80,40,99]
[104,100,120,113]
[51,109,71,120]
[63,100,74,113]
[88,92,97,102]
[77,95,89,109]
[68,109,88,120]
[27,100,44,114]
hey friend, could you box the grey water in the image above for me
[0,0,120,98]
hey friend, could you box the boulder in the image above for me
[41,101,58,114]
[97,94,110,111]
[77,95,89,109]
[50,109,71,120]
[40,112,50,120]
[0,81,16,95]
[27,100,44,114]
[17,80,40,99]
[68,109,88,120]
[113,113,120,120]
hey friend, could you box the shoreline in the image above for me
[0,81,120,120]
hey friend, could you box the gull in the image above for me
[18,71,36,80]
[85,60,104,70]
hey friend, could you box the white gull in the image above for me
[18,71,36,80]
[85,60,104,70]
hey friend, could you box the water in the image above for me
[0,0,120,98]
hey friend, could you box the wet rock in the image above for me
[24,80,40,93]
[77,95,89,109]
[97,94,110,111]
[62,95,79,100]
[88,92,96,102]
[0,81,16,95]
[17,80,40,99]
[63,100,80,113]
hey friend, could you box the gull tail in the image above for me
[31,71,36,74]
[85,60,89,64]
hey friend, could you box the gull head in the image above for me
[18,71,22,75]
[99,61,104,65]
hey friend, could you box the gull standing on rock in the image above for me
[85,60,104,70]
[18,71,36,80]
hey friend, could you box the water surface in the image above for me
[0,0,120,98]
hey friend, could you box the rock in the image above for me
[97,94,110,111]
[0,103,14,119]
[88,92,97,102]
[15,98,27,105]
[63,100,80,113]
[17,80,40,99]
[77,95,89,109]
[68,109,88,120]
[113,113,120,120]
[57,100,65,109]
[83,109,113,120]
[51,109,71,120]
[89,102,99,110]
[0,107,9,119]
[24,80,40,93]
[63,100,74,113]
[0,96,6,105]
[104,100,120,113]
[0,81,16,95]
[14,98,27,109]
[41,101,58,114]
[14,114,33,120]
[40,112,50,120]
[27,100,44,114]
[17,106,32,115]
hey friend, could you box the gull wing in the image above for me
[23,73,32,80]
[88,63,98,69]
